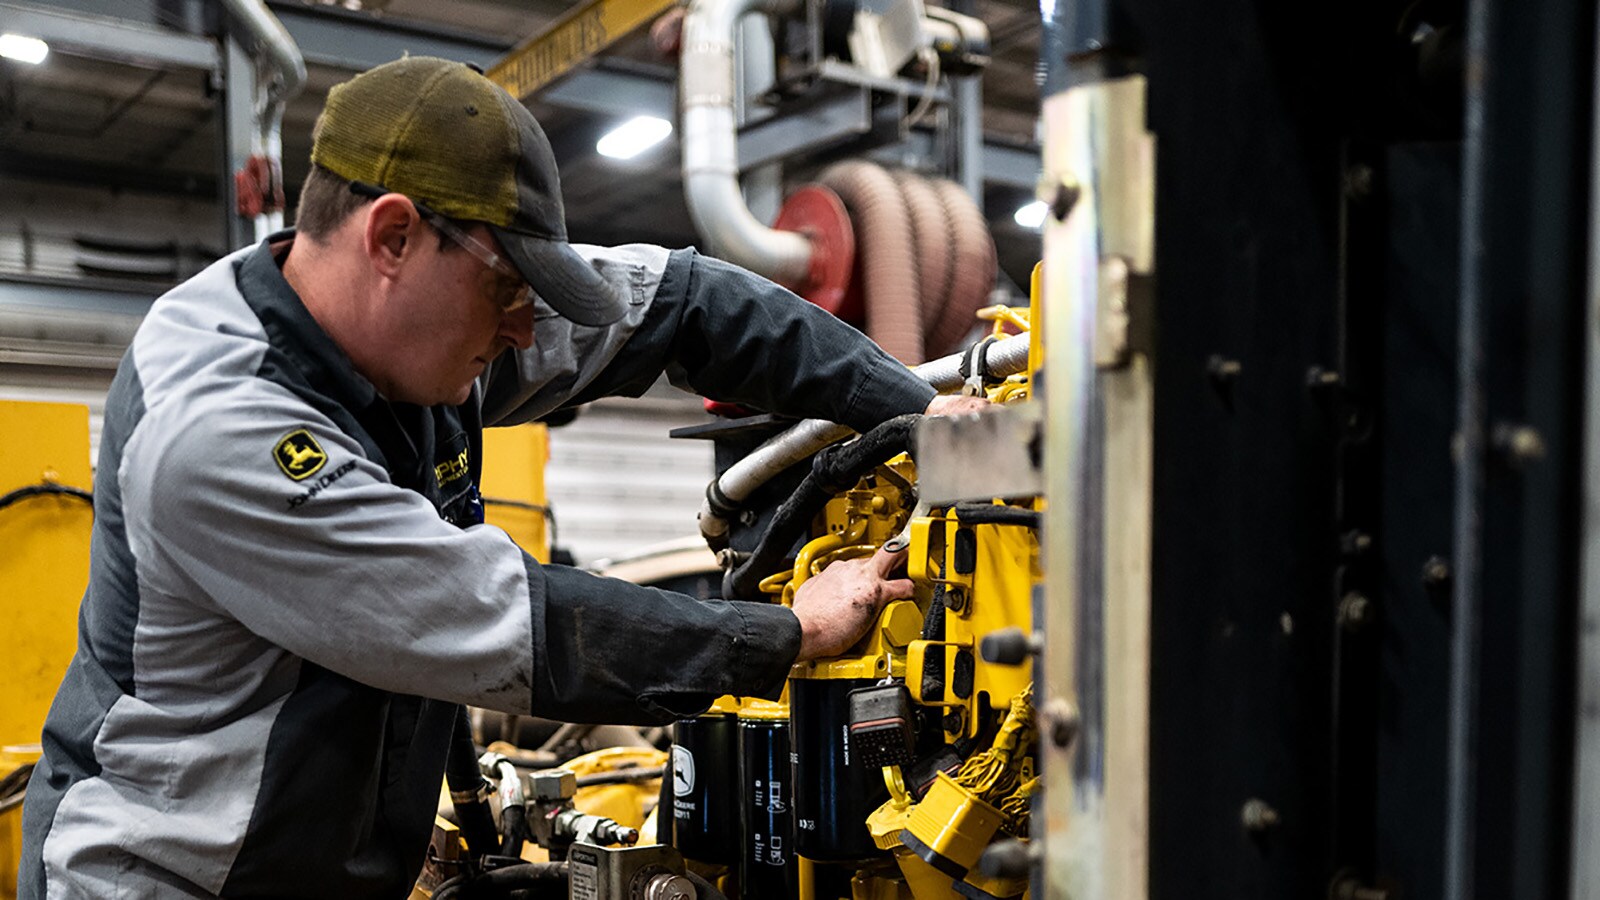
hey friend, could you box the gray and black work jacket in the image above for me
[20,232,935,899]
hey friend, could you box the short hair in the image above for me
[294,164,372,243]
[294,163,463,253]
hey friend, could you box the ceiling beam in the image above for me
[0,1,219,71]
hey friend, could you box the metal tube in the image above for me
[217,0,306,107]
[1444,0,1490,894]
[218,0,305,240]
[681,0,812,284]
[697,333,1031,544]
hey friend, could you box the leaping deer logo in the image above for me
[273,429,328,481]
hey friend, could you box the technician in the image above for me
[21,57,981,898]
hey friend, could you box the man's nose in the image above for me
[499,304,536,350]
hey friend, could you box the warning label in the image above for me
[569,846,599,900]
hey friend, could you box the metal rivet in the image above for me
[1043,697,1080,748]
[1421,555,1451,588]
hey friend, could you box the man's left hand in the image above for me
[924,393,991,417]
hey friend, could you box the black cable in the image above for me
[0,762,35,799]
[952,502,1041,529]
[574,766,665,787]
[685,870,730,900]
[0,483,92,512]
[434,862,568,900]
[725,414,922,600]
[481,496,559,550]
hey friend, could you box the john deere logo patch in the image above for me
[273,429,328,481]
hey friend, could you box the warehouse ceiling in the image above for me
[0,0,1043,292]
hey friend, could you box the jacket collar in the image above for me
[235,229,380,415]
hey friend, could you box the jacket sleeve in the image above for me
[479,246,937,430]
[127,383,800,724]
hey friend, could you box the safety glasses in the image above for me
[348,181,535,313]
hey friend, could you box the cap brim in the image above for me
[492,227,631,327]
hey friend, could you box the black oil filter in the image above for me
[792,678,891,860]
[671,713,739,865]
[738,712,798,899]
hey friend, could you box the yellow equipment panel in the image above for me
[480,423,552,564]
[0,401,91,747]
[1,401,93,900]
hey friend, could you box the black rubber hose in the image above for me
[952,502,1041,529]
[725,414,921,600]
[499,805,526,858]
[686,870,731,900]
[0,482,92,511]
[446,707,501,859]
[576,766,665,787]
[434,862,568,900]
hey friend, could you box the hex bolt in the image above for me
[1240,798,1280,833]
[1307,366,1343,391]
[1340,530,1373,557]
[1421,555,1452,588]
[1043,698,1080,749]
[1206,355,1242,385]
[645,874,697,900]
[1337,592,1372,632]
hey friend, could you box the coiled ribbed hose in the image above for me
[818,161,924,363]
[893,171,955,337]
[929,178,998,355]
[815,163,997,362]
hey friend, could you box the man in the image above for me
[21,57,980,898]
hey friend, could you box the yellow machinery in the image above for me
[666,297,1043,900]
[481,424,553,563]
[0,401,94,900]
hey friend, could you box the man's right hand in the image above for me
[791,546,916,661]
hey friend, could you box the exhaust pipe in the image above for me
[680,0,813,286]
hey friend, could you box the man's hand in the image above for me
[792,546,915,661]
[925,393,991,417]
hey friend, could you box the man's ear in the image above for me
[363,193,423,281]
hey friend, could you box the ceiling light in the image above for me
[1013,200,1047,229]
[0,34,48,65]
[596,116,673,161]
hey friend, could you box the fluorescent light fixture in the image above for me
[596,116,673,161]
[0,33,48,65]
[1013,200,1047,229]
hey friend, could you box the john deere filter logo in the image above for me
[273,429,328,481]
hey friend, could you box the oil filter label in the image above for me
[672,745,695,797]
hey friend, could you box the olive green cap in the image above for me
[312,56,629,326]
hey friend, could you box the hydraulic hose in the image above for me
[433,862,568,900]
[686,870,731,900]
[698,333,1030,550]
[445,708,501,859]
[724,414,921,600]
